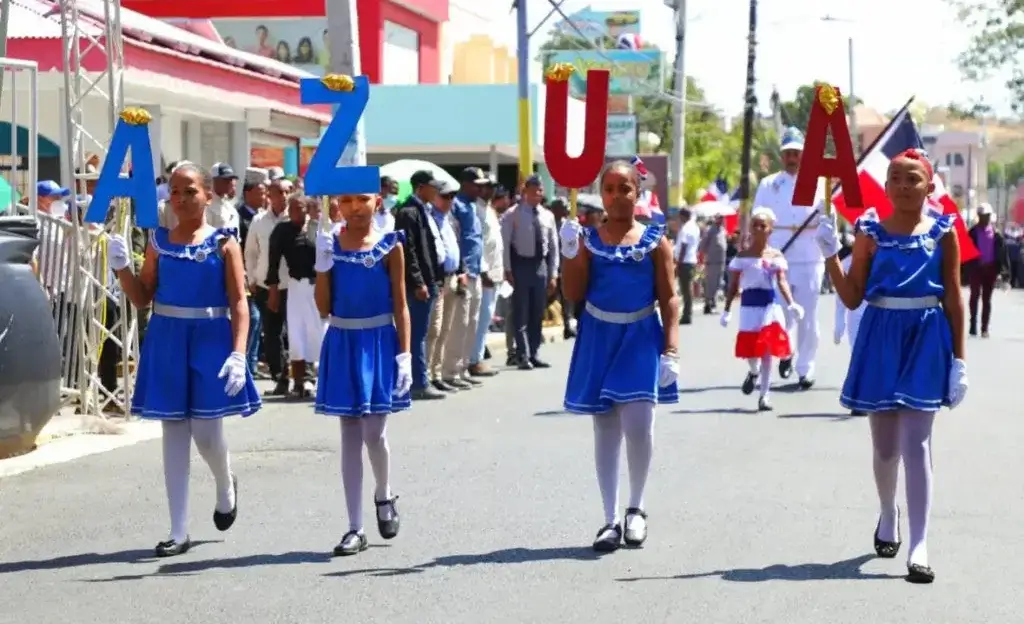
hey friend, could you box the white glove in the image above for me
[815,213,842,258]
[394,352,412,397]
[559,219,583,259]
[947,358,968,409]
[314,229,335,273]
[833,327,844,345]
[719,311,731,327]
[107,234,131,272]
[217,352,248,397]
[787,302,805,321]
[658,353,679,388]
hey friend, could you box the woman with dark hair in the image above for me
[275,41,292,64]
[295,36,315,64]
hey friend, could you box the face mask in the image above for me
[50,199,67,215]
[383,195,397,211]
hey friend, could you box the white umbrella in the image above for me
[692,201,737,218]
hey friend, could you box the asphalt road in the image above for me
[1,292,1021,623]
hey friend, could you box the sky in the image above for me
[515,0,1013,119]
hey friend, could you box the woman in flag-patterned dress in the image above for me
[720,207,804,411]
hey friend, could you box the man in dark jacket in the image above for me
[967,203,1009,337]
[395,170,446,400]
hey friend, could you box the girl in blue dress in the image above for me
[313,192,412,557]
[816,149,969,584]
[559,159,679,553]
[107,163,261,558]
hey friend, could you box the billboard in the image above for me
[211,18,329,76]
[606,114,637,156]
[544,49,662,97]
[553,8,641,43]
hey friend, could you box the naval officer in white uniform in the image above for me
[753,127,823,389]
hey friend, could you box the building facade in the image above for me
[443,1,516,84]
[921,126,987,205]
[121,0,449,84]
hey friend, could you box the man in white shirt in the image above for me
[245,177,293,394]
[753,127,822,389]
[208,163,241,229]
[673,208,700,324]
[467,178,504,377]
[376,176,398,232]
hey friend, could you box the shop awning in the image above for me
[7,0,330,135]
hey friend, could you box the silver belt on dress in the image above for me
[328,313,394,330]
[152,302,229,319]
[867,296,941,310]
[584,302,656,324]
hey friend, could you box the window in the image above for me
[382,21,420,85]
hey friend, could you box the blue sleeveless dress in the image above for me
[563,223,679,414]
[840,214,956,413]
[131,227,262,420]
[315,231,412,417]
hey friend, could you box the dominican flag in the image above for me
[635,188,665,223]
[831,101,978,262]
[700,177,730,203]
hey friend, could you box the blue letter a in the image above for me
[87,119,158,228]
[301,75,379,196]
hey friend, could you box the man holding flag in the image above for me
[754,127,823,389]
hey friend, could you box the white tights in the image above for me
[162,419,234,542]
[340,415,392,533]
[593,401,656,525]
[747,355,773,397]
[870,410,935,567]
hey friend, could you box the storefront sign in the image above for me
[605,114,637,156]
[553,8,641,42]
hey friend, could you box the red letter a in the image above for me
[793,85,862,208]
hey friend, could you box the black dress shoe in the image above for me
[529,358,551,368]
[563,328,577,339]
[213,475,238,531]
[778,358,793,379]
[517,359,534,370]
[155,536,192,558]
[873,510,901,558]
[432,379,456,392]
[506,352,519,366]
[851,409,867,416]
[444,377,473,390]
[459,375,484,386]
[758,396,773,411]
[265,379,290,396]
[906,563,935,584]
[623,508,648,547]
[412,387,446,400]
[592,523,622,552]
[797,376,815,390]
[741,373,756,395]
[375,496,400,540]
[333,530,368,556]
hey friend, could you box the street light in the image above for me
[820,15,857,155]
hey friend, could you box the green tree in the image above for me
[949,0,1024,113]
[989,154,1024,187]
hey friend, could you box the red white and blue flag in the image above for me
[632,155,665,222]
[700,177,730,203]
[831,103,978,262]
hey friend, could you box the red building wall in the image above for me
[121,0,445,83]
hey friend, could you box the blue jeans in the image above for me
[246,295,262,376]
[470,285,498,365]
[409,285,436,390]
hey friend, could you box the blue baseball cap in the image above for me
[37,180,70,198]
[780,127,804,152]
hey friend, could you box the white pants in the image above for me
[286,277,326,362]
[846,305,865,346]
[783,262,823,378]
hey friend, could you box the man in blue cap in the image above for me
[37,180,71,217]
[752,126,823,390]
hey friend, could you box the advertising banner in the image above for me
[211,18,330,76]
[544,49,662,97]
[606,114,637,156]
[552,8,641,43]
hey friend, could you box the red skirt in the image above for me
[735,322,792,359]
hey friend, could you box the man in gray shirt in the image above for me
[500,175,558,369]
[698,215,728,314]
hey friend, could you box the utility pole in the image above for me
[737,0,758,236]
[847,36,858,156]
[325,0,367,167]
[668,0,687,209]
[515,0,533,180]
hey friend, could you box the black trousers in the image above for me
[98,302,121,395]
[511,259,547,360]
[678,263,695,321]
[252,286,288,379]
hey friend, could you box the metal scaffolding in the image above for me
[55,0,137,418]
